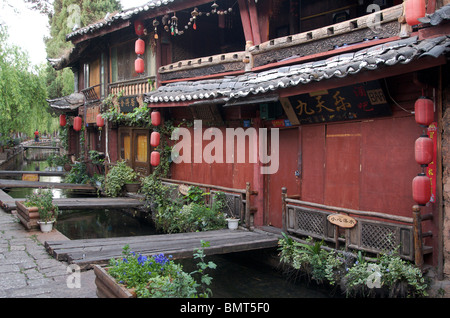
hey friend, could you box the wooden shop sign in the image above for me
[178,184,190,196]
[327,213,357,228]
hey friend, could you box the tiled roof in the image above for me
[66,0,177,40]
[46,93,85,113]
[419,3,450,25]
[144,35,450,105]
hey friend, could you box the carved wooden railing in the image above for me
[81,84,101,103]
[160,178,258,229]
[281,187,433,268]
[108,76,156,97]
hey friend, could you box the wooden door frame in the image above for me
[118,127,151,176]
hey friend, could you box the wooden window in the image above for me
[110,37,155,83]
[135,133,148,163]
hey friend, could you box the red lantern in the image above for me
[412,173,431,206]
[415,96,434,126]
[134,20,145,36]
[135,38,145,55]
[135,57,144,74]
[150,131,160,147]
[151,151,160,167]
[59,114,66,127]
[73,116,82,131]
[96,113,105,130]
[151,111,161,126]
[405,0,426,26]
[415,135,433,166]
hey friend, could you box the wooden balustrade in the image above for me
[81,84,101,102]
[281,187,433,269]
[109,76,156,97]
[160,178,258,229]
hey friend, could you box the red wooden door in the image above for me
[324,123,361,209]
[266,128,301,228]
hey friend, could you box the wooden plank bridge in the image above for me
[0,189,144,212]
[0,170,67,177]
[0,179,95,191]
[45,229,280,270]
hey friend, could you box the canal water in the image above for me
[3,148,334,298]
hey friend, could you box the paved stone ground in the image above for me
[0,207,97,298]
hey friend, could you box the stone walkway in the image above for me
[0,207,97,298]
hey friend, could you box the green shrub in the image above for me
[104,160,138,197]
[108,242,215,298]
[278,234,429,298]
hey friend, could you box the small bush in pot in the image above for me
[24,188,59,232]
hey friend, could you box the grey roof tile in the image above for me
[144,36,450,105]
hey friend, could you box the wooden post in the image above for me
[245,182,251,229]
[413,205,424,270]
[281,187,287,233]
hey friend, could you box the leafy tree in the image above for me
[0,25,57,140]
[44,0,122,99]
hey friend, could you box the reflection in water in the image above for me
[56,209,156,240]
[3,147,334,298]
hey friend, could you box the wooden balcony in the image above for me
[81,84,101,103]
[157,4,405,82]
[109,76,156,97]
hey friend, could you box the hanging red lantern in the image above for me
[151,111,161,126]
[96,113,105,130]
[134,20,145,36]
[59,114,66,127]
[415,96,434,126]
[135,38,145,55]
[150,131,160,147]
[151,151,160,166]
[135,57,144,74]
[405,0,426,26]
[412,173,431,206]
[73,116,82,131]
[415,134,433,166]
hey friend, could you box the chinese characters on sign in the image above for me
[118,96,138,113]
[327,213,357,228]
[288,81,391,124]
[427,122,437,202]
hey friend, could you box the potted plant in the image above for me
[226,216,240,230]
[23,188,59,233]
[95,242,216,298]
[105,160,139,197]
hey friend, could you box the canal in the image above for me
[2,147,333,298]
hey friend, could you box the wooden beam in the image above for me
[247,0,261,45]
[238,0,254,43]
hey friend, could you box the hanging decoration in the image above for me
[154,2,235,37]
[171,13,178,36]
[135,38,145,55]
[414,96,434,127]
[150,131,160,147]
[412,92,434,207]
[414,134,433,166]
[135,57,144,74]
[134,20,145,36]
[153,19,160,39]
[59,114,66,127]
[405,0,426,26]
[191,7,199,30]
[151,151,160,167]
[151,111,161,126]
[73,116,82,132]
[412,173,431,206]
[134,20,145,74]
[96,113,105,130]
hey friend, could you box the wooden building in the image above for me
[48,0,450,279]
